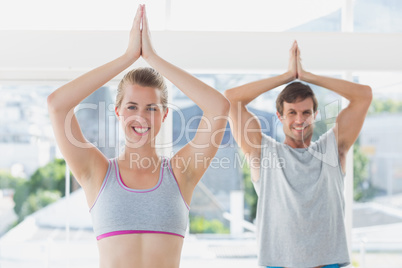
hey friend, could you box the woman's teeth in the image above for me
[133,127,149,134]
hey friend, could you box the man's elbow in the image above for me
[225,90,243,109]
[363,85,373,104]
[223,89,231,100]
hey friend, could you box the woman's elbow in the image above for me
[47,91,66,114]
[47,93,57,113]
[220,97,230,115]
[208,96,230,117]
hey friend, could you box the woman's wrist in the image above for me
[142,51,159,63]
[122,51,140,64]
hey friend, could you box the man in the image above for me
[224,41,372,268]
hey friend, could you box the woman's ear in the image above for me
[115,106,120,119]
[162,108,169,122]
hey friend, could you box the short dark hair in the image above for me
[276,82,318,115]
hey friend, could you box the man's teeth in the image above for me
[133,127,149,133]
[294,126,306,130]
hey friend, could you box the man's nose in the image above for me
[295,113,304,124]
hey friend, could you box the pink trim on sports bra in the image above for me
[114,158,164,193]
[166,159,190,210]
[89,160,112,212]
[96,230,184,240]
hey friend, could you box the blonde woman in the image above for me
[47,5,229,268]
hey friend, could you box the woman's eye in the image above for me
[148,107,157,111]
[128,106,137,110]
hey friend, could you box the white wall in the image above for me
[0,31,401,83]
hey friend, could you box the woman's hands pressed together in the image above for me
[125,4,143,61]
[124,4,157,62]
[141,5,157,60]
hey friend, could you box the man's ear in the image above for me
[162,108,169,122]
[276,111,284,122]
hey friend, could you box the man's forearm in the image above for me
[301,72,372,103]
[225,71,294,105]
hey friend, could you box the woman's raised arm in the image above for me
[140,6,230,203]
[48,6,142,114]
[47,6,143,200]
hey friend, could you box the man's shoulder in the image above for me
[312,128,337,148]
[261,133,279,146]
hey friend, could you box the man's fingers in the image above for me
[289,41,297,53]
[296,45,301,57]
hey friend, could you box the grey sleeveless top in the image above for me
[90,157,190,240]
[254,129,350,267]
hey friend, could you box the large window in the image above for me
[354,0,402,33]
[350,72,402,267]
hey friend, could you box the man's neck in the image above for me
[284,136,312,148]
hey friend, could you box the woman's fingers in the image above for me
[289,41,295,57]
[142,5,150,34]
[141,5,157,59]
[132,4,143,30]
[125,4,143,60]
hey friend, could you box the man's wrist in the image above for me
[299,71,315,83]
[282,71,296,84]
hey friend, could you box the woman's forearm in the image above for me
[47,54,136,113]
[145,54,229,115]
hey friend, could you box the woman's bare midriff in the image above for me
[97,233,184,268]
[284,266,325,268]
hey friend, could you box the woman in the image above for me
[47,5,229,268]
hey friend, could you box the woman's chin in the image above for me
[124,136,150,149]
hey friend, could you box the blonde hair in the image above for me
[116,67,168,109]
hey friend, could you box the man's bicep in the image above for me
[228,105,262,156]
[335,100,370,153]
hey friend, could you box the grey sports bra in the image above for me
[90,157,190,240]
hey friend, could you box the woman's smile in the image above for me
[132,126,151,135]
